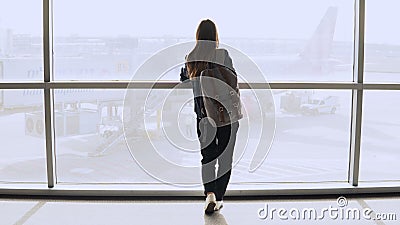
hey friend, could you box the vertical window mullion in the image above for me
[43,0,56,188]
[348,0,365,186]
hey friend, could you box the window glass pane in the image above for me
[0,0,43,81]
[365,0,400,83]
[360,91,400,182]
[54,89,145,183]
[53,0,354,82]
[231,90,352,183]
[0,89,46,183]
[55,88,351,185]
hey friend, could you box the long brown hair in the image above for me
[186,19,219,79]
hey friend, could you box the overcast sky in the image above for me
[0,0,399,44]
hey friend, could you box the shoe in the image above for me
[214,201,223,211]
[204,193,216,214]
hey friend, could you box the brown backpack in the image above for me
[199,65,243,127]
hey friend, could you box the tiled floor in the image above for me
[1,196,399,225]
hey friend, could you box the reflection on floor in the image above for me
[1,196,399,225]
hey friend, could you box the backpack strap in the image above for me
[215,49,226,68]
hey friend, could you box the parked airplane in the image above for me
[247,6,346,80]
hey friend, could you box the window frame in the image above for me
[0,0,400,196]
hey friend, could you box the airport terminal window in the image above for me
[55,88,219,184]
[0,90,46,183]
[359,91,400,182]
[52,0,354,82]
[53,89,140,183]
[0,0,43,81]
[229,90,352,183]
[53,88,352,185]
[2,0,400,191]
[364,0,400,83]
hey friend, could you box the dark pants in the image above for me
[197,118,239,201]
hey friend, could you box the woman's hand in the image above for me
[180,66,189,82]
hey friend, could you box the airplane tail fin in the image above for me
[299,6,338,61]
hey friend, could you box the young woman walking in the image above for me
[181,19,240,214]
